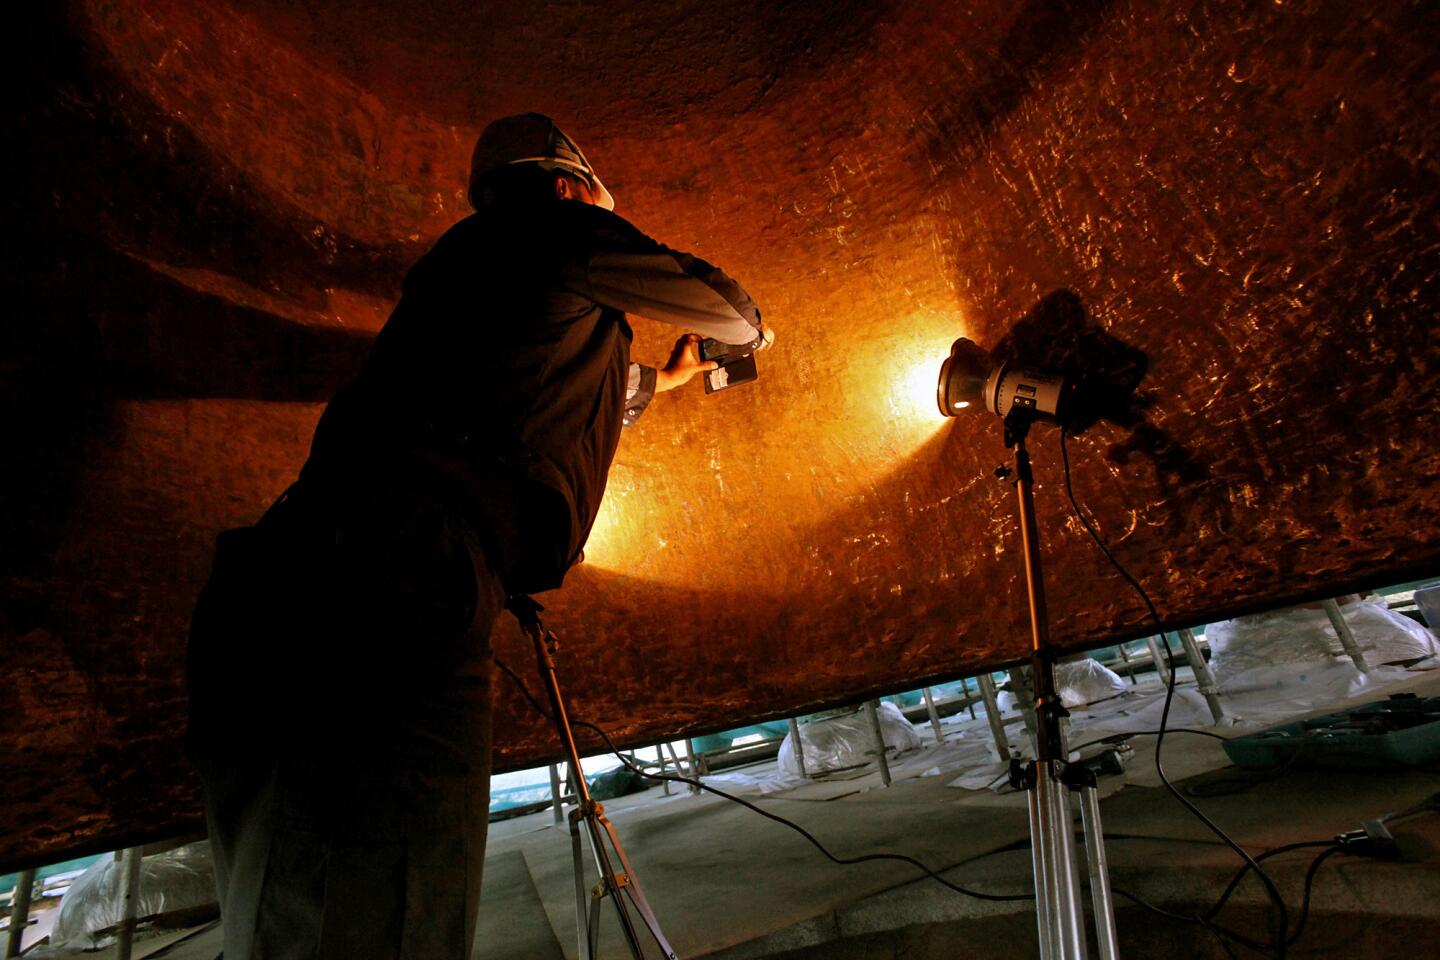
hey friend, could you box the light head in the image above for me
[936,337,1071,422]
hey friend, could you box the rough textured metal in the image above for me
[3,0,1438,869]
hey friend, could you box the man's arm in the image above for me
[564,206,767,425]
[589,248,764,348]
[622,336,720,425]
[565,207,765,347]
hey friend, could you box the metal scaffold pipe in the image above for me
[1322,598,1370,674]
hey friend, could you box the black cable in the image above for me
[1182,746,1312,799]
[1060,428,1292,957]
[492,656,1034,904]
[1111,886,1273,955]
[498,652,1384,957]
[1381,791,1440,826]
[980,728,1229,793]
[1201,842,1339,922]
[1109,838,1345,958]
[1283,846,1344,947]
[1182,747,1440,800]
[1200,915,1243,959]
[1068,726,1232,754]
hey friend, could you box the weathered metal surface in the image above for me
[3,0,1438,869]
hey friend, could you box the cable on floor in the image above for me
[492,655,1035,904]
[1060,426,1292,957]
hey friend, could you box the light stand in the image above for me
[999,411,1120,960]
[508,596,679,960]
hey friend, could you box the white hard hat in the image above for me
[468,113,614,211]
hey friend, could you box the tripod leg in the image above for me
[571,814,593,960]
[577,807,656,960]
[587,883,604,960]
[1035,762,1088,959]
[512,598,680,959]
[1079,783,1120,960]
[578,804,650,958]
[1028,779,1056,960]
[596,813,680,959]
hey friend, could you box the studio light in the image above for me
[935,337,1072,423]
[934,333,1121,959]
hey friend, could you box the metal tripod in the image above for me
[999,413,1120,960]
[508,597,679,960]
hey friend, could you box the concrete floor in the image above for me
[480,667,1440,959]
[45,668,1440,959]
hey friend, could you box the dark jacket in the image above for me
[300,199,762,593]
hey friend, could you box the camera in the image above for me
[699,338,760,394]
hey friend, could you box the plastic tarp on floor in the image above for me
[997,658,1128,713]
[778,702,922,777]
[1207,597,1439,685]
[45,843,216,950]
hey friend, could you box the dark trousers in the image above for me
[186,487,505,958]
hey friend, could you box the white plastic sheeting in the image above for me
[1206,597,1438,685]
[49,843,216,947]
[997,658,1128,712]
[946,664,1428,790]
[1056,657,1128,706]
[694,654,1438,798]
[777,702,922,777]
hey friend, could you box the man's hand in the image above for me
[655,333,719,393]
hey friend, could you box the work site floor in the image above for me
[51,666,1440,959]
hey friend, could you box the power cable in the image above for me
[1112,838,1347,955]
[492,656,1034,904]
[980,721,1231,793]
[1201,842,1338,922]
[1060,427,1292,957]
[1110,886,1275,956]
[489,428,1419,951]
[1068,727,1232,754]
[495,650,1402,957]
[1283,846,1345,948]
[1201,916,1243,959]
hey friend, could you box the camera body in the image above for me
[699,338,759,394]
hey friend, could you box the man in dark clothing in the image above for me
[186,113,768,958]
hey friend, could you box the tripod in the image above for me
[998,412,1120,960]
[508,596,679,960]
